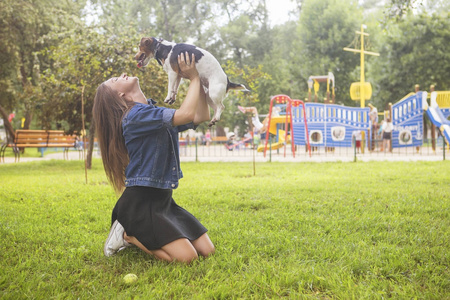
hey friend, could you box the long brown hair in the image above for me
[92,83,136,193]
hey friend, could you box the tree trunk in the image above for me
[86,121,95,169]
[19,51,33,131]
[0,105,15,141]
[215,126,226,137]
[23,110,33,129]
[160,0,172,40]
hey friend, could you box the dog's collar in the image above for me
[154,38,163,66]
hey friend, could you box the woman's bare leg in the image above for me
[124,232,199,263]
[124,233,172,261]
[191,233,215,257]
[161,239,199,263]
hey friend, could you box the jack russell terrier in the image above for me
[135,37,249,127]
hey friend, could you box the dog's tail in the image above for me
[226,78,250,92]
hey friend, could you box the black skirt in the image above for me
[111,186,207,250]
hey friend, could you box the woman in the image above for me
[93,52,215,263]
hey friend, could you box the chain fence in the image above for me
[179,136,448,162]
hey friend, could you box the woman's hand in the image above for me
[172,52,203,126]
[178,52,199,80]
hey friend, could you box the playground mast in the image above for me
[343,24,379,108]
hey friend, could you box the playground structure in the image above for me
[424,91,450,144]
[253,87,449,158]
[176,87,449,161]
[384,88,450,151]
[390,91,425,149]
[291,103,370,149]
[292,88,449,154]
[261,95,311,158]
[343,24,379,109]
[244,24,449,157]
[307,72,335,104]
[260,25,377,154]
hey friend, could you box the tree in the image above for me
[383,0,424,21]
[91,0,214,40]
[262,20,303,101]
[0,0,86,138]
[39,23,171,167]
[216,61,271,137]
[370,12,450,109]
[290,0,362,105]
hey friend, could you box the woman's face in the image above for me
[105,73,140,95]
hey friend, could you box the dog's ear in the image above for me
[142,37,152,47]
[139,37,151,47]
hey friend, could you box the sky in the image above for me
[266,0,298,25]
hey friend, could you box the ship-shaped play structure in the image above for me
[259,25,449,156]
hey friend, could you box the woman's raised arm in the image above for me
[173,52,203,126]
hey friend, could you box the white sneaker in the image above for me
[104,220,131,257]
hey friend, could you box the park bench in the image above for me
[0,129,80,162]
[178,136,228,146]
[179,137,196,146]
[211,136,228,143]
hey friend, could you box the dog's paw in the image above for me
[208,119,217,127]
[164,97,176,105]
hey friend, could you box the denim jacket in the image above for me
[122,99,195,189]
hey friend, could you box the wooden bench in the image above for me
[179,136,228,146]
[211,136,228,143]
[0,130,79,162]
[179,137,196,146]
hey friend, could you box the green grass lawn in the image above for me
[1,147,45,158]
[1,160,449,299]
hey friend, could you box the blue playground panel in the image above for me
[391,92,424,148]
[442,108,450,119]
[288,91,446,150]
[292,103,370,147]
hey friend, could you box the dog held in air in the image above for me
[135,37,249,127]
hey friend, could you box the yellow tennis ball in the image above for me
[123,273,138,284]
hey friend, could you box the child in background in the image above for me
[380,118,393,152]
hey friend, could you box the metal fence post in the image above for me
[195,138,198,162]
[269,135,272,162]
[443,138,446,161]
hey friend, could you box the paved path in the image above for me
[1,151,101,164]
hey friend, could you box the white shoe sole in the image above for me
[104,220,121,257]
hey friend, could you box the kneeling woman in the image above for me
[93,52,214,263]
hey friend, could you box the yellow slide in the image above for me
[267,116,289,135]
[257,142,284,152]
[257,130,289,152]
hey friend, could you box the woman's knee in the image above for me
[168,248,198,263]
[162,238,199,263]
[192,233,215,257]
[200,244,215,257]
[175,251,199,263]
